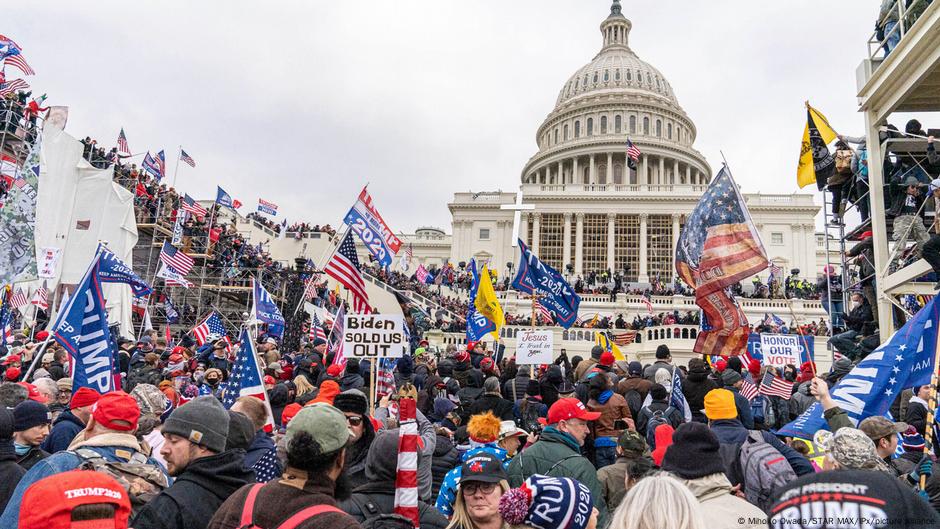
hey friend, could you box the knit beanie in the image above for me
[346,358,360,375]
[525,379,541,398]
[660,422,726,479]
[333,390,368,417]
[703,389,737,421]
[499,475,594,529]
[726,356,743,374]
[433,397,456,419]
[901,426,926,451]
[14,401,52,432]
[161,396,230,452]
[720,369,742,386]
[627,361,643,376]
[649,383,668,401]
[590,345,604,360]
[397,355,414,376]
[225,410,254,451]
[655,345,670,360]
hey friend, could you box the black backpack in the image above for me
[351,494,420,529]
[623,389,643,420]
[517,399,542,433]
[640,405,675,449]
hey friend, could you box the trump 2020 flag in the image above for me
[252,278,285,338]
[511,239,581,328]
[779,297,940,439]
[343,186,402,269]
[676,167,767,356]
[96,244,152,296]
[466,258,497,342]
[51,252,116,394]
[216,186,235,208]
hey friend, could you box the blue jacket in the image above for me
[709,419,814,477]
[727,387,755,429]
[0,434,170,528]
[40,410,84,454]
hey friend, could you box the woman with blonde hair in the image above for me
[292,374,316,400]
[609,474,705,529]
[447,452,511,529]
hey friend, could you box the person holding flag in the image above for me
[474,263,504,338]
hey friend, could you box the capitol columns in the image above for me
[575,213,585,276]
[557,160,564,185]
[531,212,541,254]
[589,155,596,185]
[641,154,649,188]
[638,212,649,283]
[658,157,665,186]
[607,153,613,185]
[607,213,616,273]
[573,157,580,185]
[562,213,573,268]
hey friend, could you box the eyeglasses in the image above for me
[462,482,497,495]
[346,416,363,426]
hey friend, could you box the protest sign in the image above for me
[515,329,554,364]
[747,333,814,366]
[343,314,406,359]
[758,333,810,367]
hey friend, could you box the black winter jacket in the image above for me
[340,483,448,529]
[468,394,515,421]
[681,369,718,419]
[431,434,459,499]
[0,441,24,515]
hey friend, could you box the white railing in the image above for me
[867,0,933,61]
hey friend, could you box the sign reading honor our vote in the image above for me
[759,334,807,367]
[515,330,554,365]
[343,314,407,359]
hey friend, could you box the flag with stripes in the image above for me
[739,379,759,401]
[0,78,29,97]
[612,330,638,346]
[394,394,420,528]
[142,150,165,180]
[308,312,327,342]
[768,263,783,284]
[116,128,130,155]
[324,232,370,313]
[30,281,48,310]
[4,54,34,76]
[131,293,149,317]
[758,371,795,399]
[160,241,194,276]
[595,331,625,361]
[10,288,27,310]
[328,304,346,366]
[222,327,273,414]
[376,358,398,398]
[157,262,194,288]
[536,300,553,324]
[180,149,196,168]
[192,312,227,347]
[0,35,34,76]
[180,194,207,219]
[626,139,642,162]
[257,198,278,216]
[676,167,767,356]
[641,293,654,314]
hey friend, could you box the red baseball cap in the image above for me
[326,364,343,377]
[70,387,101,410]
[19,469,131,529]
[3,354,21,365]
[599,352,615,367]
[35,330,49,342]
[17,382,48,403]
[92,391,140,432]
[4,367,20,381]
[263,375,276,385]
[539,397,601,425]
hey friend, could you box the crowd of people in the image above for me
[0,322,938,529]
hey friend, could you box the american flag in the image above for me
[160,241,195,276]
[180,149,196,168]
[30,281,48,311]
[142,150,166,180]
[5,55,34,76]
[626,139,642,162]
[328,304,346,366]
[180,194,207,219]
[9,289,27,310]
[132,293,149,318]
[759,371,795,399]
[0,78,29,97]
[612,330,638,346]
[768,263,783,284]
[676,167,767,356]
[641,293,654,314]
[116,128,130,155]
[222,329,275,437]
[192,312,227,347]
[157,262,194,288]
[376,358,398,399]
[302,276,319,302]
[536,300,553,324]
[324,231,370,313]
[739,379,759,401]
[308,313,327,342]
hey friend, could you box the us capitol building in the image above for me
[404,1,823,286]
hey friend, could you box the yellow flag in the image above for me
[594,332,625,362]
[797,104,838,189]
[474,264,504,337]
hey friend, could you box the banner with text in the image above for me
[515,329,554,364]
[343,314,407,358]
[344,187,402,269]
[746,332,814,366]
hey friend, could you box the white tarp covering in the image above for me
[29,125,138,335]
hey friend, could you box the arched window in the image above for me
[554,128,559,144]
[615,115,622,133]
[600,116,607,134]
[614,164,623,184]
[604,69,609,82]
[626,69,632,81]
[643,117,650,134]
[667,123,672,139]
[598,164,607,184]
[646,72,652,84]
[584,74,589,87]
[593,72,598,83]
[564,124,569,140]
[575,121,581,138]
[575,78,580,90]
[629,115,636,133]
[656,120,662,137]
[587,118,594,136]
[615,69,621,81]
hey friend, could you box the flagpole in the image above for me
[171,145,182,189]
[921,311,940,490]
[292,224,349,317]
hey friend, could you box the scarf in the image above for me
[394,396,419,528]
[598,390,613,405]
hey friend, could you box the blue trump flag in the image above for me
[669,367,693,421]
[216,186,234,208]
[511,239,581,328]
[51,252,117,394]
[253,278,285,338]
[779,296,940,439]
[97,244,152,296]
[466,258,496,342]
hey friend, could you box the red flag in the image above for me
[135,182,152,199]
[232,199,242,209]
[209,227,221,243]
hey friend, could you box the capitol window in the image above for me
[667,123,672,139]
[564,124,569,140]
[771,232,784,245]
[479,228,490,241]
[593,72,598,83]
[575,78,580,90]
[575,121,581,138]
[587,118,594,136]
[655,120,662,137]
[629,115,636,133]
[615,69,621,81]
[600,116,607,134]
[643,117,649,134]
[554,128,559,144]
[626,70,632,81]
[615,115,622,133]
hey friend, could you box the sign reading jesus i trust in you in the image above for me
[343,314,407,359]
[515,330,554,365]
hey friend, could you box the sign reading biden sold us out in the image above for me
[343,314,407,358]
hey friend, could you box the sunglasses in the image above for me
[346,416,363,426]
[462,482,498,495]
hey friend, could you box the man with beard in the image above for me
[333,390,375,490]
[132,396,253,529]
[209,404,361,529]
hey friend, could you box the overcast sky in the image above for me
[9,1,910,232]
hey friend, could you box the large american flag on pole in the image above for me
[116,128,130,155]
[30,281,48,311]
[675,167,767,356]
[222,328,273,413]
[160,241,194,276]
[0,78,29,97]
[180,194,207,219]
[324,231,370,313]
[180,149,196,168]
[9,288,27,310]
[626,139,642,162]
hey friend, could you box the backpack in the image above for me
[351,494,419,529]
[750,395,767,425]
[623,389,643,420]
[640,405,675,449]
[75,448,169,516]
[517,399,542,434]
[719,431,797,511]
[238,483,344,529]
